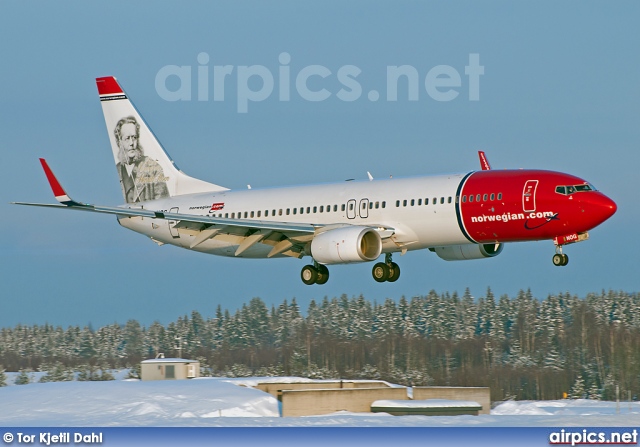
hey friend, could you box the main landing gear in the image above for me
[372,253,401,283]
[552,247,569,267]
[301,262,329,285]
[300,254,402,285]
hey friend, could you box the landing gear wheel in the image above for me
[552,254,569,267]
[387,262,401,282]
[372,262,389,282]
[301,265,318,285]
[315,264,330,285]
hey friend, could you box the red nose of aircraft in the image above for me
[587,192,617,227]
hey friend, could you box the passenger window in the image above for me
[250,211,254,218]
[382,201,386,208]
[244,212,248,218]
[313,206,317,213]
[483,194,488,201]
[333,205,338,212]
[278,209,282,216]
[396,200,400,207]
[476,194,481,202]
[348,203,353,211]
[440,197,445,204]
[448,197,452,204]
[425,198,429,205]
[369,202,373,209]
[375,201,379,209]
[490,193,495,201]
[320,206,324,213]
[432,197,437,205]
[462,196,466,203]
[469,195,474,203]
[300,207,304,214]
[403,200,407,207]
[497,193,503,200]
[286,209,290,215]
[417,199,422,206]
[341,204,346,211]
[292,209,296,215]
[410,199,414,206]
[307,207,311,213]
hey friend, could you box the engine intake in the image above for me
[432,243,503,261]
[311,226,382,265]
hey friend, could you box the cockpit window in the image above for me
[555,183,597,195]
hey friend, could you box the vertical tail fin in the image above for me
[96,76,228,204]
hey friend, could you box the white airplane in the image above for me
[14,77,617,285]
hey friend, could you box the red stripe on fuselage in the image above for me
[458,170,616,243]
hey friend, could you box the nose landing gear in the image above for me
[552,232,590,267]
[552,247,569,267]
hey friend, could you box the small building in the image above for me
[140,354,199,381]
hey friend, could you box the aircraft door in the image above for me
[168,207,180,238]
[522,180,538,213]
[359,199,370,218]
[346,199,356,219]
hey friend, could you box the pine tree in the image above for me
[39,362,73,383]
[14,369,32,385]
[0,365,6,387]
[569,375,586,399]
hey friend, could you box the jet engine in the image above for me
[311,226,382,264]
[432,243,503,261]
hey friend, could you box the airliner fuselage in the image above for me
[14,77,617,285]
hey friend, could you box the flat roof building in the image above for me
[140,354,199,381]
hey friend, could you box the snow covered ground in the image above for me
[2,374,640,427]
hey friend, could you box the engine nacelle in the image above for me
[432,243,503,261]
[311,226,382,265]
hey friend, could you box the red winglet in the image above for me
[39,158,67,198]
[478,151,492,171]
[96,76,123,95]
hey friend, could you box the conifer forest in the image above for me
[1,289,639,402]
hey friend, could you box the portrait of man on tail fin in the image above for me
[114,116,169,203]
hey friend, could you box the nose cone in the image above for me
[586,192,617,227]
[599,194,618,221]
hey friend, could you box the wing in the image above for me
[13,159,395,258]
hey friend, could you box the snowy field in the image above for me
[1,374,640,427]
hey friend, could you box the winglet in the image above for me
[478,151,492,170]
[39,159,83,206]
